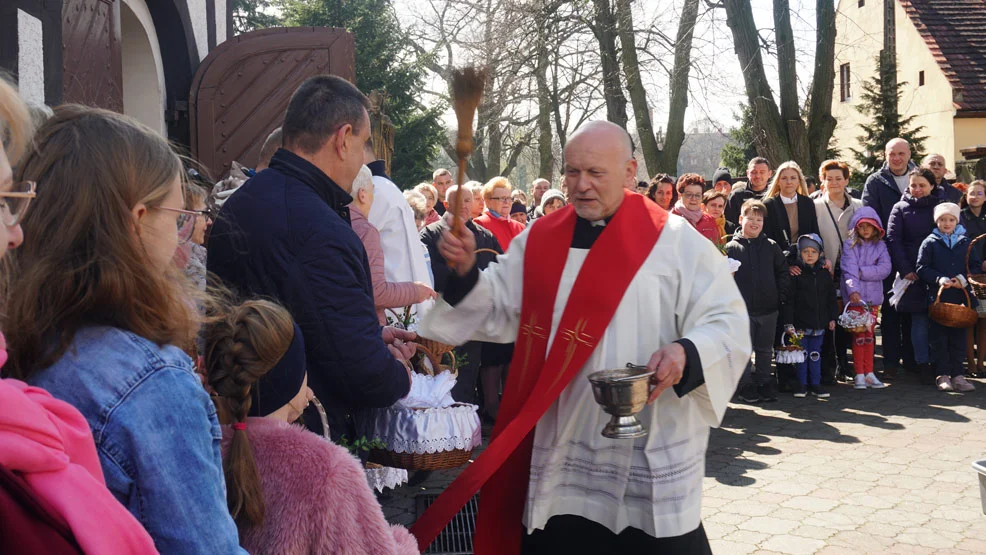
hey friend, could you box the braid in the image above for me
[204,299,295,530]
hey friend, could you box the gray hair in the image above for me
[404,189,428,221]
[414,182,439,201]
[444,184,472,204]
[464,180,484,195]
[350,165,374,200]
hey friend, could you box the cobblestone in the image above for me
[378,371,986,553]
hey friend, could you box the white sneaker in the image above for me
[864,372,886,389]
[854,374,867,389]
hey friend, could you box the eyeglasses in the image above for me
[0,181,37,227]
[157,207,212,244]
[970,191,986,197]
[489,196,511,202]
[682,192,703,200]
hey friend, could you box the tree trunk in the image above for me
[592,0,628,128]
[806,0,837,171]
[614,0,658,175]
[535,20,555,179]
[725,0,793,167]
[656,0,699,175]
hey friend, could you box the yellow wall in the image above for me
[830,0,983,173]
[831,0,884,161]
[955,118,986,164]
[894,4,957,169]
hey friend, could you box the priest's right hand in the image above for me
[438,226,477,277]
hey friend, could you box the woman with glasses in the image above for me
[0,78,160,553]
[204,298,417,554]
[961,180,986,376]
[4,105,246,553]
[173,182,213,292]
[473,176,525,253]
[413,182,441,226]
[671,173,720,244]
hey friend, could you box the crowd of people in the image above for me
[0,65,981,554]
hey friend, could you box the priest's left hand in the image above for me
[646,342,685,404]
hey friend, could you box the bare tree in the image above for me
[723,0,836,171]
[615,0,700,175]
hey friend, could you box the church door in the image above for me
[188,26,355,180]
[61,0,124,111]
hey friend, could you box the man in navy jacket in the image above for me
[208,76,413,439]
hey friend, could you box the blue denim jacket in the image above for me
[30,326,246,554]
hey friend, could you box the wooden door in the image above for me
[189,27,355,180]
[61,0,123,111]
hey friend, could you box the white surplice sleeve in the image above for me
[417,228,529,346]
[674,229,751,427]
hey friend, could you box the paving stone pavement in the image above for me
[380,372,986,554]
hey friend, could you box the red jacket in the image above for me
[474,211,525,252]
[672,207,721,244]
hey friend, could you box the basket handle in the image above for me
[415,344,439,376]
[966,233,986,276]
[936,283,974,308]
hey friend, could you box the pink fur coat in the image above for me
[221,418,419,555]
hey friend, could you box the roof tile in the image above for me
[898,0,986,112]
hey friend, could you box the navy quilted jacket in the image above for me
[208,149,410,439]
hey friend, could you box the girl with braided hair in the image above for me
[204,299,419,554]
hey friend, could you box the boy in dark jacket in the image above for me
[725,199,790,403]
[782,234,838,398]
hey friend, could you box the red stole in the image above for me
[410,191,668,554]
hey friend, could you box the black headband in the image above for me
[248,322,307,417]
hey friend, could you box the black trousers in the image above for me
[522,515,712,555]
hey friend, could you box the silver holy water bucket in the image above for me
[587,364,655,439]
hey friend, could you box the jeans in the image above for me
[931,321,967,377]
[911,312,931,364]
[746,312,778,386]
[796,333,825,386]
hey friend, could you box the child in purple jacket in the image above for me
[841,206,893,389]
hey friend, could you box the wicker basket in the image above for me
[775,331,806,364]
[967,234,986,300]
[838,302,873,333]
[361,402,480,472]
[929,284,978,329]
[415,343,457,377]
[368,446,473,471]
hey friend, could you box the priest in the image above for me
[410,120,750,554]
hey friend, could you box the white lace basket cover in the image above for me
[359,403,481,455]
[364,465,408,492]
[775,332,806,364]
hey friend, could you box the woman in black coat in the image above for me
[763,161,821,264]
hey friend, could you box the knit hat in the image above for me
[540,189,566,211]
[510,201,527,215]
[712,167,733,186]
[934,202,961,223]
[249,322,308,417]
[796,233,824,254]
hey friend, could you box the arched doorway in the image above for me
[120,0,166,135]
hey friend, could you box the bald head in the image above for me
[562,121,637,220]
[566,120,633,161]
[886,137,912,175]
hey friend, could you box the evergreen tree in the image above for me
[850,58,926,188]
[281,0,445,188]
[720,104,759,176]
[231,0,281,34]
